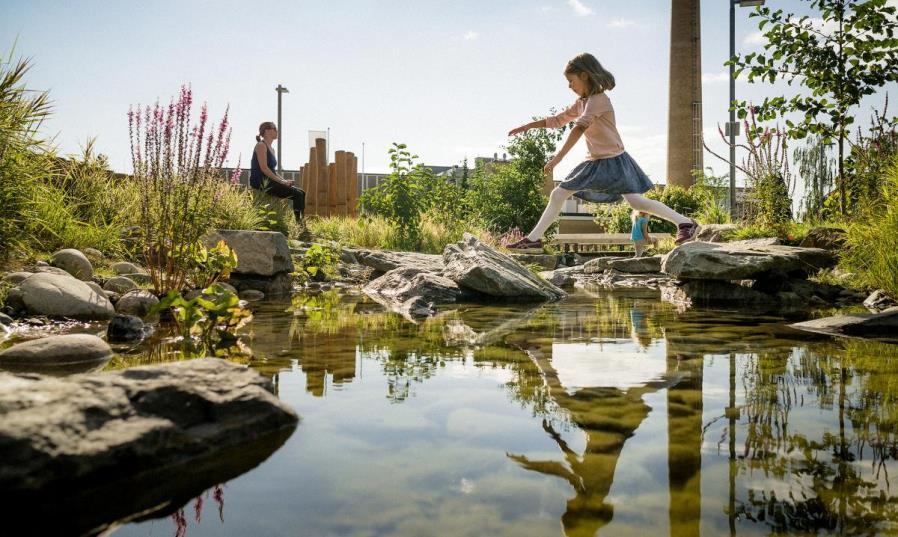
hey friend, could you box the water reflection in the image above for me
[115,288,898,536]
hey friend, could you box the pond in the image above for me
[34,288,898,535]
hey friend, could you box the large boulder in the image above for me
[111,261,146,275]
[583,256,629,274]
[0,359,298,536]
[50,249,93,281]
[350,248,445,275]
[364,267,461,317]
[0,334,112,375]
[661,241,836,280]
[442,233,565,300]
[2,272,32,285]
[15,273,114,320]
[106,314,146,343]
[204,230,294,276]
[798,226,846,251]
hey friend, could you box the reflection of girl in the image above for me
[629,307,652,348]
[250,121,305,220]
[506,53,699,252]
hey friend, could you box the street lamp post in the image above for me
[275,84,289,173]
[728,0,765,219]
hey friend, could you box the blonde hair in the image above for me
[565,53,615,95]
[256,121,276,142]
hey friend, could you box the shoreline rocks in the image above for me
[0,334,113,375]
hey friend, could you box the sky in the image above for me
[2,0,895,189]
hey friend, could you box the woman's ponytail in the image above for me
[257,121,276,143]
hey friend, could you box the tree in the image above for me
[730,0,898,215]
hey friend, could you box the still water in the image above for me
[109,288,898,536]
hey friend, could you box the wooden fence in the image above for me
[298,137,359,217]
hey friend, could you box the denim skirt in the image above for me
[559,151,653,204]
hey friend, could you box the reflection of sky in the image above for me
[552,342,667,394]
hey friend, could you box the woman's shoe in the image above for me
[506,237,544,252]
[675,219,700,244]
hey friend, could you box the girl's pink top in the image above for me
[545,92,625,160]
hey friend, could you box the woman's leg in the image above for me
[526,187,576,241]
[621,193,690,226]
[265,181,305,219]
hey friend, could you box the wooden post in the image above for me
[328,163,337,215]
[315,137,328,217]
[307,146,318,216]
[334,150,347,217]
[348,153,358,216]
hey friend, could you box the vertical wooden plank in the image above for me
[328,163,337,215]
[307,146,318,217]
[334,150,347,217]
[347,153,358,216]
[315,137,328,217]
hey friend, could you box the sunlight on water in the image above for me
[91,288,898,537]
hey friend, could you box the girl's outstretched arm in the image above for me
[508,119,547,137]
[544,125,585,176]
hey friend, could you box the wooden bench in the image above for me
[551,233,673,253]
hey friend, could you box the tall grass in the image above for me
[842,161,898,298]
[308,211,493,254]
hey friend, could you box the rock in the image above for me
[351,248,445,275]
[727,237,781,247]
[539,265,586,288]
[50,249,93,280]
[339,248,358,265]
[0,313,13,326]
[115,290,159,318]
[799,227,846,251]
[0,334,112,375]
[228,272,293,296]
[85,281,105,297]
[0,359,298,537]
[864,290,897,312]
[107,314,145,342]
[661,280,779,309]
[239,289,266,301]
[83,247,104,260]
[694,223,738,242]
[442,233,565,301]
[216,281,238,294]
[3,288,25,313]
[2,272,32,285]
[33,265,76,278]
[204,230,294,276]
[606,255,662,274]
[661,241,835,280]
[15,273,114,320]
[583,256,630,274]
[105,291,121,304]
[103,276,138,294]
[111,261,146,275]
[790,307,898,339]
[364,267,461,308]
[509,253,558,271]
[123,272,152,285]
[581,270,673,291]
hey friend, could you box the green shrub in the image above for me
[590,184,708,235]
[841,160,898,298]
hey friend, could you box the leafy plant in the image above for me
[295,243,338,284]
[358,143,425,249]
[154,283,253,346]
[729,0,898,215]
[188,240,238,289]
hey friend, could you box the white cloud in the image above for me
[743,31,765,46]
[567,0,594,17]
[463,30,478,41]
[702,72,730,83]
[607,18,636,28]
[541,5,553,12]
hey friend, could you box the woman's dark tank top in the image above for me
[249,143,277,188]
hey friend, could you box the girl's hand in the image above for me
[508,125,528,137]
[543,157,559,176]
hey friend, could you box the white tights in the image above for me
[526,188,691,241]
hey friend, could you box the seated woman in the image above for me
[250,121,305,220]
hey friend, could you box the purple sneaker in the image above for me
[675,219,700,244]
[506,237,544,252]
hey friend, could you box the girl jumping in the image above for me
[506,53,699,251]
